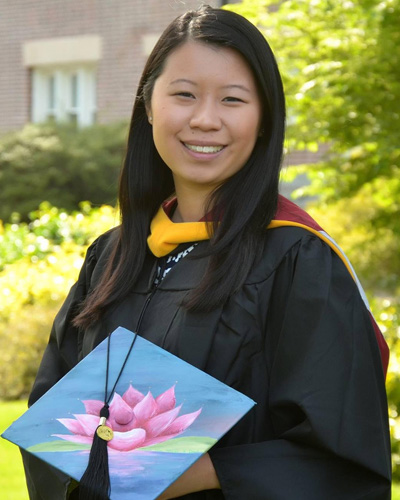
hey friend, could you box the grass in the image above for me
[0,400,29,500]
[1,400,399,498]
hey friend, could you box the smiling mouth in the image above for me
[183,143,225,154]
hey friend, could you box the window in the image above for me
[31,65,97,126]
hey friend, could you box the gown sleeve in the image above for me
[21,239,99,500]
[209,234,391,499]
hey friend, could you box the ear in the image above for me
[145,105,153,125]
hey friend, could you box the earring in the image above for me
[148,115,153,124]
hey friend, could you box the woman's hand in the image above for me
[157,453,220,499]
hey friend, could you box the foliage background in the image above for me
[0,0,398,493]
[0,204,117,399]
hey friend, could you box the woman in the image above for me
[22,5,391,499]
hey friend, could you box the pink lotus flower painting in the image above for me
[54,385,202,452]
[2,327,254,499]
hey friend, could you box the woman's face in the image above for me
[148,41,262,196]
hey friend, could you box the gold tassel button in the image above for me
[96,417,113,441]
[96,424,114,441]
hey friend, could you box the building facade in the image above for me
[1,0,236,132]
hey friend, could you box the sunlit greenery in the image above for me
[0,204,117,399]
[226,0,399,289]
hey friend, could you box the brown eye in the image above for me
[176,92,195,98]
[223,96,244,103]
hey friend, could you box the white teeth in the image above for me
[184,143,223,153]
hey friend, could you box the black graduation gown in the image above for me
[22,225,391,499]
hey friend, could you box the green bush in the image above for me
[0,247,83,399]
[0,202,117,271]
[0,122,127,221]
[0,204,116,400]
[381,298,400,480]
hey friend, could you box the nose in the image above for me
[189,98,222,131]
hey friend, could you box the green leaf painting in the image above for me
[138,436,217,453]
[28,436,216,454]
[28,441,90,453]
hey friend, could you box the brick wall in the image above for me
[1,0,240,132]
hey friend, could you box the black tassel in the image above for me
[79,405,111,500]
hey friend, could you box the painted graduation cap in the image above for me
[2,327,255,500]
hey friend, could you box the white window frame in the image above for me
[31,65,97,127]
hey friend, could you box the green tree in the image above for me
[225,0,399,281]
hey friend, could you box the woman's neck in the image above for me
[172,185,211,223]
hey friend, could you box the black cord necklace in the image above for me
[96,331,139,440]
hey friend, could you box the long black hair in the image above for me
[74,5,286,328]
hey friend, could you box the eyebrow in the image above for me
[169,79,198,86]
[222,84,251,93]
[169,79,251,93]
